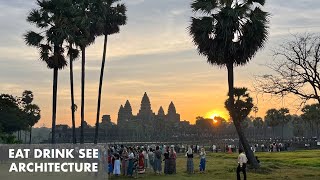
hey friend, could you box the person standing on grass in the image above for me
[237,149,248,180]
[142,148,149,169]
[163,146,170,174]
[199,148,206,173]
[148,148,155,171]
[168,146,177,174]
[127,147,135,177]
[121,148,129,176]
[154,146,162,174]
[186,145,194,174]
[138,149,145,173]
[113,153,121,176]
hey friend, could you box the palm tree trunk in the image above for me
[29,127,32,144]
[80,47,85,144]
[227,63,259,169]
[52,67,58,144]
[94,35,109,144]
[69,43,76,144]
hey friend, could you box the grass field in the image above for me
[1,150,320,180]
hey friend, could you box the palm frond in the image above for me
[191,0,217,14]
[24,31,44,46]
[247,0,265,6]
[67,46,80,60]
[26,9,42,23]
[189,0,269,67]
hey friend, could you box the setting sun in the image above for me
[209,113,219,120]
[205,110,229,122]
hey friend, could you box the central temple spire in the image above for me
[137,92,153,120]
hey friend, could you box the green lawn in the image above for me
[1,150,320,180]
[117,150,320,180]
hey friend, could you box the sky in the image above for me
[1,0,320,127]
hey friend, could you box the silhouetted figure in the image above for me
[186,145,194,174]
[237,149,248,180]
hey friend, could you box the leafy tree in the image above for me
[253,117,263,129]
[301,104,320,138]
[24,0,69,144]
[0,91,40,144]
[189,0,269,169]
[241,117,251,130]
[265,109,280,138]
[253,117,263,138]
[0,94,26,134]
[196,116,214,130]
[93,0,127,144]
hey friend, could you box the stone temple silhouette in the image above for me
[117,92,180,127]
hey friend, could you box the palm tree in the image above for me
[67,44,79,144]
[24,0,69,144]
[93,0,127,144]
[62,6,80,144]
[225,87,254,148]
[189,0,269,168]
[72,0,97,144]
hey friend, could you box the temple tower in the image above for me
[158,106,165,116]
[123,100,133,119]
[137,92,154,120]
[117,105,125,125]
[166,101,180,122]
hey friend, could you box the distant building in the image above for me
[117,92,181,126]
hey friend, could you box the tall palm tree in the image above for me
[93,0,127,144]
[67,43,79,144]
[62,4,81,144]
[72,0,97,144]
[189,0,269,168]
[24,0,70,144]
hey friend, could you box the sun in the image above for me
[209,113,219,120]
[205,110,228,123]
[205,110,221,121]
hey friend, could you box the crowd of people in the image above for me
[105,144,207,178]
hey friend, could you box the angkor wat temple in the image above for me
[54,92,192,143]
[117,92,180,126]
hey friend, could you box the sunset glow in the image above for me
[205,110,227,120]
[0,0,313,128]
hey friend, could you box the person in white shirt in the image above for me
[237,149,248,180]
[142,148,149,169]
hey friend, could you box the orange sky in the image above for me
[1,0,320,127]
